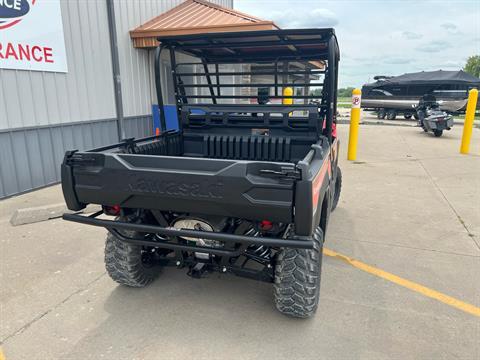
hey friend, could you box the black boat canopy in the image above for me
[367,70,480,87]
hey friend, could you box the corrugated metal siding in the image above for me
[0,116,152,198]
[0,0,233,128]
[0,0,116,130]
[114,0,233,117]
[0,0,233,198]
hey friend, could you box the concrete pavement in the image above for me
[1,124,479,359]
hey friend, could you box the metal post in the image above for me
[169,47,180,107]
[333,58,339,120]
[202,59,217,104]
[325,36,336,143]
[154,46,167,132]
[106,0,125,140]
[274,60,279,97]
[303,68,310,105]
[282,62,289,85]
[460,88,478,154]
[215,64,221,97]
[348,88,362,161]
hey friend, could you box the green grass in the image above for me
[337,96,351,103]
[453,113,480,121]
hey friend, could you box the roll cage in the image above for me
[154,28,340,143]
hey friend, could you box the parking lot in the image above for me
[1,123,479,360]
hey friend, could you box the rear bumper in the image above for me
[424,118,454,130]
[63,212,314,251]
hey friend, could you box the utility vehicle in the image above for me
[61,29,342,318]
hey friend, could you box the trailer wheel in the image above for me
[274,227,323,318]
[105,230,159,287]
[331,166,342,211]
[386,110,397,120]
[433,129,443,137]
[377,109,386,119]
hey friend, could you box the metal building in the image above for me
[0,0,233,199]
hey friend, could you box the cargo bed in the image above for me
[62,104,332,236]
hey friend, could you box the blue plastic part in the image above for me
[152,105,179,132]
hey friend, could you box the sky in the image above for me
[234,0,480,88]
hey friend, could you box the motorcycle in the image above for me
[414,95,454,137]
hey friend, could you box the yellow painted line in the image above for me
[0,346,5,360]
[323,247,480,317]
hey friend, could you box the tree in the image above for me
[337,87,355,98]
[464,55,480,78]
[309,87,356,97]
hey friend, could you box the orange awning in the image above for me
[130,0,279,48]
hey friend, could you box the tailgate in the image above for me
[62,152,295,223]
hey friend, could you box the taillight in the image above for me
[103,205,121,216]
[259,220,273,231]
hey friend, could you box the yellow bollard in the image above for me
[460,88,478,154]
[283,87,293,117]
[282,87,293,105]
[347,88,362,161]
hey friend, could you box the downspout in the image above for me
[106,0,125,140]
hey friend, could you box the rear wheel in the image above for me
[331,166,342,211]
[404,113,412,119]
[386,110,397,120]
[274,227,324,318]
[433,129,443,137]
[105,229,159,287]
[377,109,386,119]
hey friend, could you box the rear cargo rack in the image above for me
[154,28,339,143]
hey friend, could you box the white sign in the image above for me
[352,93,361,108]
[0,0,68,72]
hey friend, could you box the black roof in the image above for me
[365,70,480,88]
[157,28,338,62]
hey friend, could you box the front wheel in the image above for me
[274,227,324,318]
[377,109,386,119]
[433,129,443,137]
